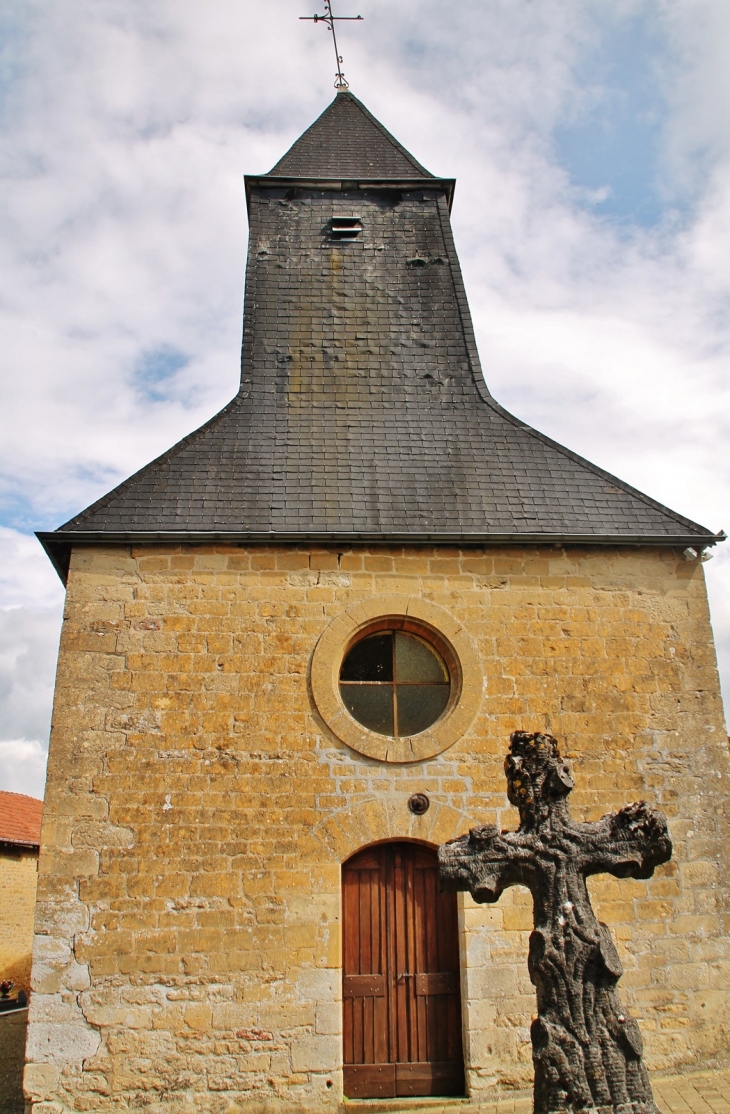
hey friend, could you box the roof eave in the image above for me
[37,529,725,587]
[0,838,40,851]
[244,175,457,213]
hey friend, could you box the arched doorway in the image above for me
[342,841,465,1099]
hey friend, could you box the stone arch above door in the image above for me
[310,797,479,863]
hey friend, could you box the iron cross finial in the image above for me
[300,0,363,90]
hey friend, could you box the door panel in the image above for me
[342,842,465,1099]
[345,1063,395,1098]
[342,849,388,1071]
[396,1061,465,1097]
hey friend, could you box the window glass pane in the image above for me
[395,632,448,683]
[396,684,449,737]
[340,633,393,681]
[340,684,394,735]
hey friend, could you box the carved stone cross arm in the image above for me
[441,823,537,904]
[577,801,673,881]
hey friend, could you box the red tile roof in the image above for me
[0,791,43,848]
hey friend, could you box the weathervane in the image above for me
[300,0,363,91]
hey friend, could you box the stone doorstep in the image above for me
[340,1095,528,1114]
[341,1100,473,1114]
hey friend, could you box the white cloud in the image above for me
[0,604,62,742]
[0,529,64,798]
[0,528,66,610]
[0,740,48,799]
[0,0,728,782]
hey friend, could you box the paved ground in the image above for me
[468,1070,730,1114]
[1,1004,727,1114]
[653,1070,730,1114]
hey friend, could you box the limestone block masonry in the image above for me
[24,543,730,1114]
[0,845,39,994]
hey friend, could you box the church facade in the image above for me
[27,93,730,1113]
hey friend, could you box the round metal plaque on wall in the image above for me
[310,596,482,763]
[408,793,430,815]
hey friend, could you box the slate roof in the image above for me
[0,791,43,849]
[39,93,721,581]
[269,91,434,180]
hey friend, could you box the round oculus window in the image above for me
[339,630,451,737]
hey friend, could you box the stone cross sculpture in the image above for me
[438,731,672,1114]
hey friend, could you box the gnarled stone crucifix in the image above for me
[439,732,672,1114]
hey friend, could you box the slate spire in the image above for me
[269,91,433,180]
[39,93,720,581]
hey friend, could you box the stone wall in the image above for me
[0,846,39,994]
[25,543,730,1113]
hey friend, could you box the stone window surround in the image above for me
[311,595,482,762]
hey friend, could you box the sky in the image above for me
[1,0,728,799]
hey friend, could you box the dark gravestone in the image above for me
[439,732,672,1114]
[0,1007,28,1114]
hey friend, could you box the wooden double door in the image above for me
[342,841,465,1098]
